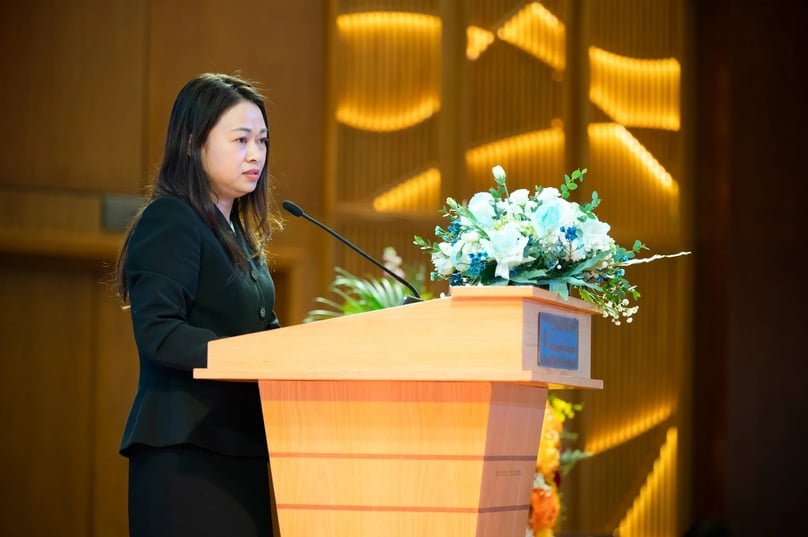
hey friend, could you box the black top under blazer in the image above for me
[119,196,280,459]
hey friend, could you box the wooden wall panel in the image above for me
[0,266,95,536]
[331,8,442,211]
[0,2,329,536]
[90,288,138,537]
[568,2,691,534]
[147,0,326,218]
[0,0,147,192]
[145,1,328,312]
[0,190,123,263]
[0,190,103,233]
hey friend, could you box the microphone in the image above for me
[282,200,422,303]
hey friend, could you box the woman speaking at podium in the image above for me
[113,72,282,537]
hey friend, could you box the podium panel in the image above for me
[261,380,545,537]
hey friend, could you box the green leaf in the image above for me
[549,280,570,298]
[304,264,415,322]
[558,448,592,476]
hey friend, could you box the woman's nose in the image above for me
[246,141,264,162]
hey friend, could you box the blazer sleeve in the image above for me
[125,198,216,371]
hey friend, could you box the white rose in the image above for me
[531,197,577,244]
[577,217,613,253]
[433,242,456,275]
[462,192,496,228]
[483,222,533,280]
[536,187,561,202]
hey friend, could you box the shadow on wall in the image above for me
[683,519,732,537]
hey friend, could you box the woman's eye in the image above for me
[260,137,269,146]
[236,137,248,144]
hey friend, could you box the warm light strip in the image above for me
[336,12,441,132]
[466,127,565,170]
[588,122,679,195]
[466,25,495,60]
[585,403,673,454]
[497,2,565,71]
[616,428,678,537]
[589,46,680,130]
[372,168,441,213]
[337,97,440,133]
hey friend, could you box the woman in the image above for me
[114,73,282,537]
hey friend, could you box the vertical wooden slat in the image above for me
[90,286,138,537]
[0,266,94,536]
[0,0,147,192]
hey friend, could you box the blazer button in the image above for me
[259,306,266,319]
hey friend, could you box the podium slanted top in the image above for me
[195,285,603,390]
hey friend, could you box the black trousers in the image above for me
[128,444,273,537]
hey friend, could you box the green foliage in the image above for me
[559,167,588,199]
[304,248,433,323]
[558,448,592,477]
[548,392,592,476]
[303,267,409,322]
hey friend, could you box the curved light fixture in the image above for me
[589,46,681,130]
[372,167,441,212]
[336,12,441,132]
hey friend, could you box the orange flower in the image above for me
[528,395,589,536]
[530,484,560,531]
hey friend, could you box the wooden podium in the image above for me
[195,286,603,537]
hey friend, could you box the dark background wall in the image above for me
[693,0,807,534]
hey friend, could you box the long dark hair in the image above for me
[114,72,283,303]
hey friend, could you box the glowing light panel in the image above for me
[585,403,673,455]
[373,168,441,212]
[588,122,679,196]
[589,46,681,130]
[466,126,565,171]
[466,25,495,60]
[617,428,679,537]
[336,12,441,132]
[497,2,565,71]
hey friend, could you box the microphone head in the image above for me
[282,200,304,217]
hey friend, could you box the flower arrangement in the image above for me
[414,166,690,325]
[529,394,591,537]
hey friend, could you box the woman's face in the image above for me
[201,99,268,212]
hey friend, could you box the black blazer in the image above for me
[119,196,280,459]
